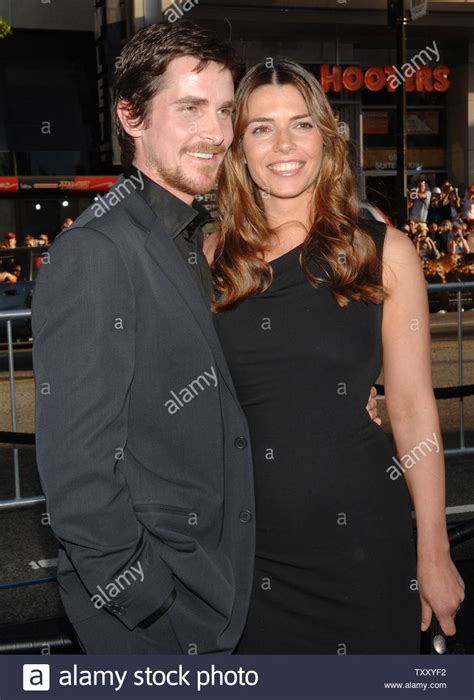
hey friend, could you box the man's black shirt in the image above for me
[125,166,214,308]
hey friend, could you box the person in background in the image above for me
[0,260,21,283]
[448,189,461,221]
[1,232,16,249]
[428,221,439,240]
[61,217,74,232]
[409,179,431,223]
[407,219,417,241]
[23,235,37,248]
[415,223,441,260]
[428,222,443,254]
[460,220,474,250]
[36,234,49,247]
[0,270,17,283]
[436,182,456,222]
[401,224,410,236]
[437,220,453,255]
[461,184,474,228]
[29,235,48,270]
[447,223,470,255]
[465,224,474,253]
[428,187,442,224]
[11,262,21,280]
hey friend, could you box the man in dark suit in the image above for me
[32,21,379,654]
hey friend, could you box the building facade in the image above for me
[0,0,472,234]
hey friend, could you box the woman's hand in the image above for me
[417,551,465,635]
[365,386,381,425]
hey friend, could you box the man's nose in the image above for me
[198,111,225,146]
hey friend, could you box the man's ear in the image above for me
[116,100,144,139]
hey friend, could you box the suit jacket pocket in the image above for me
[132,502,235,643]
[132,504,198,553]
[132,503,199,516]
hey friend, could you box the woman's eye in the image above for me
[296,121,313,129]
[252,125,270,135]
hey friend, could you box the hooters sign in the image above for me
[320,65,450,93]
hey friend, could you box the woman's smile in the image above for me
[267,160,306,176]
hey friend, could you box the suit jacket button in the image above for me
[239,510,252,523]
[111,604,125,615]
[234,436,248,449]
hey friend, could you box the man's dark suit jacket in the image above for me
[31,176,255,654]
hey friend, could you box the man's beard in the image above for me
[146,148,224,196]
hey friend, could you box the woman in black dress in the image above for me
[204,60,464,654]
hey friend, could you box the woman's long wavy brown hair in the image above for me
[211,59,386,312]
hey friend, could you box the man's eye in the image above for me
[219,108,233,117]
[181,105,198,113]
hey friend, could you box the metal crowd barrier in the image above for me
[426,281,474,458]
[1,284,473,510]
[0,309,44,511]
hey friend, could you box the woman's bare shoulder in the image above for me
[382,225,426,292]
[384,224,417,253]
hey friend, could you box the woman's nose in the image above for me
[273,128,296,153]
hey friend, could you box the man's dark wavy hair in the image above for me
[113,20,243,168]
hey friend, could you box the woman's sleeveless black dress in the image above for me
[214,220,421,654]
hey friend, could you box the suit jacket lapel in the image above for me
[122,185,239,405]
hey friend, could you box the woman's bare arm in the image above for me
[381,226,464,634]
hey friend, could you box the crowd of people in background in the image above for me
[403,181,474,261]
[0,218,73,284]
[2,184,474,285]
[0,232,50,250]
